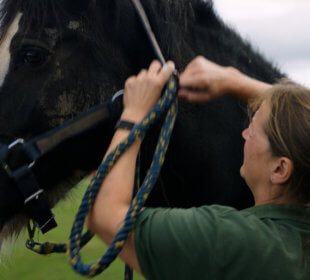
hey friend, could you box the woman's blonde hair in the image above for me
[250,79,310,207]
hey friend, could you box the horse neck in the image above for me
[109,0,284,83]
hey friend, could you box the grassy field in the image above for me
[0,178,145,280]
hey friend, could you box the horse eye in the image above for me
[20,47,49,66]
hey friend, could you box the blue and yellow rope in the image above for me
[27,75,178,278]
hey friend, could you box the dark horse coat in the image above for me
[0,0,284,244]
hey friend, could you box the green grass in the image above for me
[0,178,145,280]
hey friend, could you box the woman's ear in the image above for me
[270,157,294,185]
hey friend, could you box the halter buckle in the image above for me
[1,138,36,177]
[24,189,44,204]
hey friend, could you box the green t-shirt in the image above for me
[134,204,310,280]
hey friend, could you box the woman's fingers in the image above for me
[179,66,209,90]
[178,88,213,103]
[158,61,175,85]
[148,60,162,74]
[138,69,147,75]
[122,60,176,122]
[124,75,136,89]
[162,61,175,74]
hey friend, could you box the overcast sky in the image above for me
[213,0,310,87]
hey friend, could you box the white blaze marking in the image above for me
[0,12,22,87]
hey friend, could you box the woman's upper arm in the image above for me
[119,231,142,274]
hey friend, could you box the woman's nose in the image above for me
[242,128,249,140]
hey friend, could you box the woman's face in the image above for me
[240,102,275,190]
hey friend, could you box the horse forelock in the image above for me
[0,0,89,41]
[0,12,22,87]
[0,0,49,40]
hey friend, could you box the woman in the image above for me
[87,57,310,279]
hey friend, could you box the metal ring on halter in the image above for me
[8,138,25,149]
[111,89,124,102]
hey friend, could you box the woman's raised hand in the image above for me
[121,60,175,122]
[179,56,233,103]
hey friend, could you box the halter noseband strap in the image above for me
[0,99,121,234]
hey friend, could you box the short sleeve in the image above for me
[134,206,236,280]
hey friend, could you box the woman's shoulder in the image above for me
[137,204,310,243]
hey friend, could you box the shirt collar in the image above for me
[241,204,310,225]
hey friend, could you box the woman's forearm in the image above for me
[178,56,272,104]
[226,67,272,104]
[87,126,142,244]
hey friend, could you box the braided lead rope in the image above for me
[26,76,178,278]
[26,228,93,255]
[68,77,178,277]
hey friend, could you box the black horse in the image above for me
[0,0,283,247]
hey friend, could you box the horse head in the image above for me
[0,0,138,241]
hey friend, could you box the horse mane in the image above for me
[132,0,218,64]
